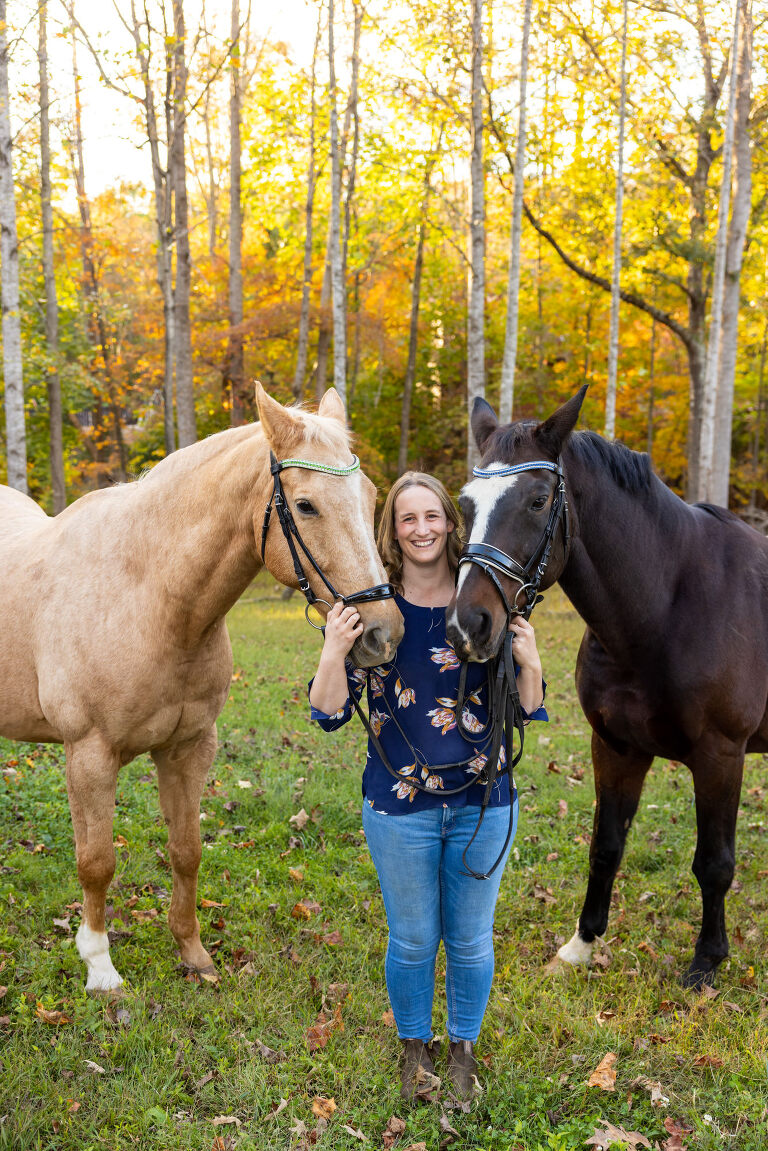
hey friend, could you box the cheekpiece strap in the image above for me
[473,459,561,479]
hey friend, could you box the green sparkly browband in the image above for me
[277,456,360,476]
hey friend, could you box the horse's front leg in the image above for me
[152,727,218,975]
[557,731,652,968]
[685,741,744,989]
[67,733,123,992]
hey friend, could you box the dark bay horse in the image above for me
[447,386,768,987]
[0,385,403,991]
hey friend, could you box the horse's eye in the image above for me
[531,496,548,511]
[296,499,317,516]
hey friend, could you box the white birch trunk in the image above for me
[604,0,629,441]
[0,0,27,492]
[467,0,485,475]
[499,0,533,424]
[294,12,322,401]
[328,0,346,406]
[698,0,740,500]
[39,0,65,511]
[711,0,752,505]
[227,0,245,423]
[172,0,197,447]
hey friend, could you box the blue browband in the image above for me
[472,460,561,479]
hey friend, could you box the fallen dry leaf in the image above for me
[630,1077,669,1108]
[267,1098,288,1118]
[439,1113,460,1145]
[381,1008,396,1027]
[595,1010,617,1027]
[201,899,226,909]
[67,1101,81,1113]
[291,902,312,920]
[311,1096,336,1120]
[289,867,304,883]
[637,941,658,960]
[326,982,349,1004]
[305,1003,344,1052]
[318,929,343,946]
[211,1115,242,1128]
[36,1004,72,1026]
[131,908,159,923]
[532,884,557,904]
[53,917,72,934]
[342,1123,367,1141]
[584,1121,650,1149]
[403,1144,427,1151]
[289,808,309,831]
[381,1115,407,1149]
[558,799,568,818]
[587,1052,617,1091]
[693,1054,724,1068]
[84,1059,106,1074]
[253,1038,287,1063]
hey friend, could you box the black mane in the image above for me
[487,423,654,497]
[568,431,653,495]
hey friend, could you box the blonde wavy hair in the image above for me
[377,472,463,593]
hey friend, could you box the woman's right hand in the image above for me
[323,600,364,659]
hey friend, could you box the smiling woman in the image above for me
[307,469,547,1103]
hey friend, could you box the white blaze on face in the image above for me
[447,464,520,640]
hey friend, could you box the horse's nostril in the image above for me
[470,606,493,645]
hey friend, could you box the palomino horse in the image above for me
[447,387,768,988]
[0,386,403,992]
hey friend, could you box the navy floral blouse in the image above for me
[310,595,548,815]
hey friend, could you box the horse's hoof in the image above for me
[543,955,577,976]
[180,961,220,985]
[682,966,717,992]
[87,984,127,1002]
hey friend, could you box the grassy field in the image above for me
[1,585,767,1150]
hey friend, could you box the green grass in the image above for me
[1,584,767,1150]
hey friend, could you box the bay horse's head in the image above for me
[446,387,587,662]
[256,384,404,667]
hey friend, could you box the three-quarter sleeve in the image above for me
[308,661,367,731]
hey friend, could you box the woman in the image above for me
[309,472,547,1101]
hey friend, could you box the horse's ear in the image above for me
[255,382,301,453]
[471,397,499,453]
[317,387,347,424]
[534,385,588,457]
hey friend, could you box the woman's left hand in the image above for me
[507,615,540,671]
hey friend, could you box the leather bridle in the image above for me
[458,458,570,624]
[259,452,395,625]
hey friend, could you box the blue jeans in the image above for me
[361,800,517,1043]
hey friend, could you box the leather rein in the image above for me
[358,458,569,881]
[259,451,396,620]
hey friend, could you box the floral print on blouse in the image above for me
[309,595,547,815]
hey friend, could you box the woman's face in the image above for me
[393,484,454,570]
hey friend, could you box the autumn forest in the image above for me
[0,0,766,516]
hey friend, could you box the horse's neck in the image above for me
[134,427,268,641]
[559,452,680,653]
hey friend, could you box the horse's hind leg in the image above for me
[685,743,744,989]
[152,727,218,974]
[557,731,652,968]
[67,734,123,992]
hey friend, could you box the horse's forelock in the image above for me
[292,408,352,457]
[480,420,538,467]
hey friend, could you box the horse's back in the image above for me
[0,485,49,539]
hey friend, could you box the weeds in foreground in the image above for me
[1,586,766,1150]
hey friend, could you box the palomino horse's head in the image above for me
[446,387,587,662]
[255,384,404,667]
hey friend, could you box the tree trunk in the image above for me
[293,11,322,401]
[68,2,127,484]
[604,0,629,441]
[341,0,361,288]
[39,0,65,511]
[646,317,656,462]
[171,0,197,447]
[698,0,741,501]
[0,0,26,492]
[467,0,485,475]
[227,0,245,424]
[499,0,533,424]
[711,0,753,505]
[327,0,346,404]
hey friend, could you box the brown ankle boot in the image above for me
[447,1039,481,1100]
[400,1038,439,1101]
